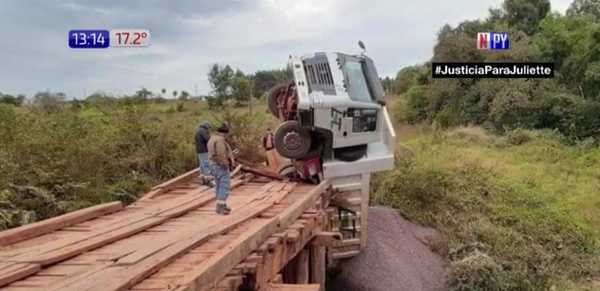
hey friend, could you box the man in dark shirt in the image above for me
[195,121,213,186]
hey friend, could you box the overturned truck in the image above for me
[268,45,396,255]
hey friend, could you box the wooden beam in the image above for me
[0,201,123,247]
[140,168,200,200]
[0,263,41,287]
[242,166,282,180]
[295,249,309,284]
[311,232,342,247]
[52,182,293,291]
[309,245,326,291]
[278,180,330,228]
[266,283,320,291]
[171,181,329,291]
[6,180,233,266]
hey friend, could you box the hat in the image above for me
[200,121,211,129]
[217,123,230,133]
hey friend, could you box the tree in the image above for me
[135,88,152,100]
[207,64,235,108]
[537,13,600,99]
[172,90,178,99]
[32,91,66,112]
[232,75,252,105]
[567,0,600,19]
[86,91,115,104]
[161,88,166,97]
[250,68,292,97]
[178,91,190,101]
[502,0,551,34]
[0,93,25,106]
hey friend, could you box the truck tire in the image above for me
[267,82,289,118]
[334,145,367,162]
[274,121,312,159]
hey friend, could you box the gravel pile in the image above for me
[328,206,448,291]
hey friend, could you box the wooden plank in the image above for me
[295,249,309,284]
[266,283,320,291]
[7,186,221,266]
[310,232,342,247]
[173,218,280,291]
[277,180,329,228]
[0,263,41,287]
[53,182,294,291]
[114,183,279,265]
[309,245,325,291]
[0,202,123,246]
[140,169,200,200]
[167,183,327,291]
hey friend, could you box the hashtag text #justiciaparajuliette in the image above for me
[438,64,551,76]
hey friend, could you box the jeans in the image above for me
[211,164,230,201]
[197,153,211,176]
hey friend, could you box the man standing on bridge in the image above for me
[195,121,214,187]
[208,123,235,215]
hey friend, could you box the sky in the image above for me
[0,0,573,99]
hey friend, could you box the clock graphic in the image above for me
[68,30,110,49]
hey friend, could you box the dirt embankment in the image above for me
[328,206,448,291]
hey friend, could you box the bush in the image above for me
[373,130,600,290]
[0,101,275,229]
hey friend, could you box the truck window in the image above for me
[343,60,372,103]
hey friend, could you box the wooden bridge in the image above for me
[0,167,353,291]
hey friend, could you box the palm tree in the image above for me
[172,90,178,99]
[161,88,166,97]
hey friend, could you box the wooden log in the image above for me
[295,249,309,284]
[309,245,326,291]
[0,201,123,246]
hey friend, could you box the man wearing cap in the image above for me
[195,121,214,187]
[207,123,235,215]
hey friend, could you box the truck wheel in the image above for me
[274,121,312,159]
[267,82,288,118]
[334,145,367,162]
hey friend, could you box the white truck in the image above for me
[268,43,396,254]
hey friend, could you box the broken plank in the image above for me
[0,202,123,247]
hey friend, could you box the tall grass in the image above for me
[0,101,274,229]
[372,126,600,290]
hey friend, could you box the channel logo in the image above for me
[477,32,510,50]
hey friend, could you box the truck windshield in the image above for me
[342,60,373,103]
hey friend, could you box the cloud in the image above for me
[0,0,573,98]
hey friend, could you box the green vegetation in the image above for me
[0,100,276,230]
[377,0,600,289]
[206,64,290,109]
[373,125,600,290]
[390,0,600,142]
